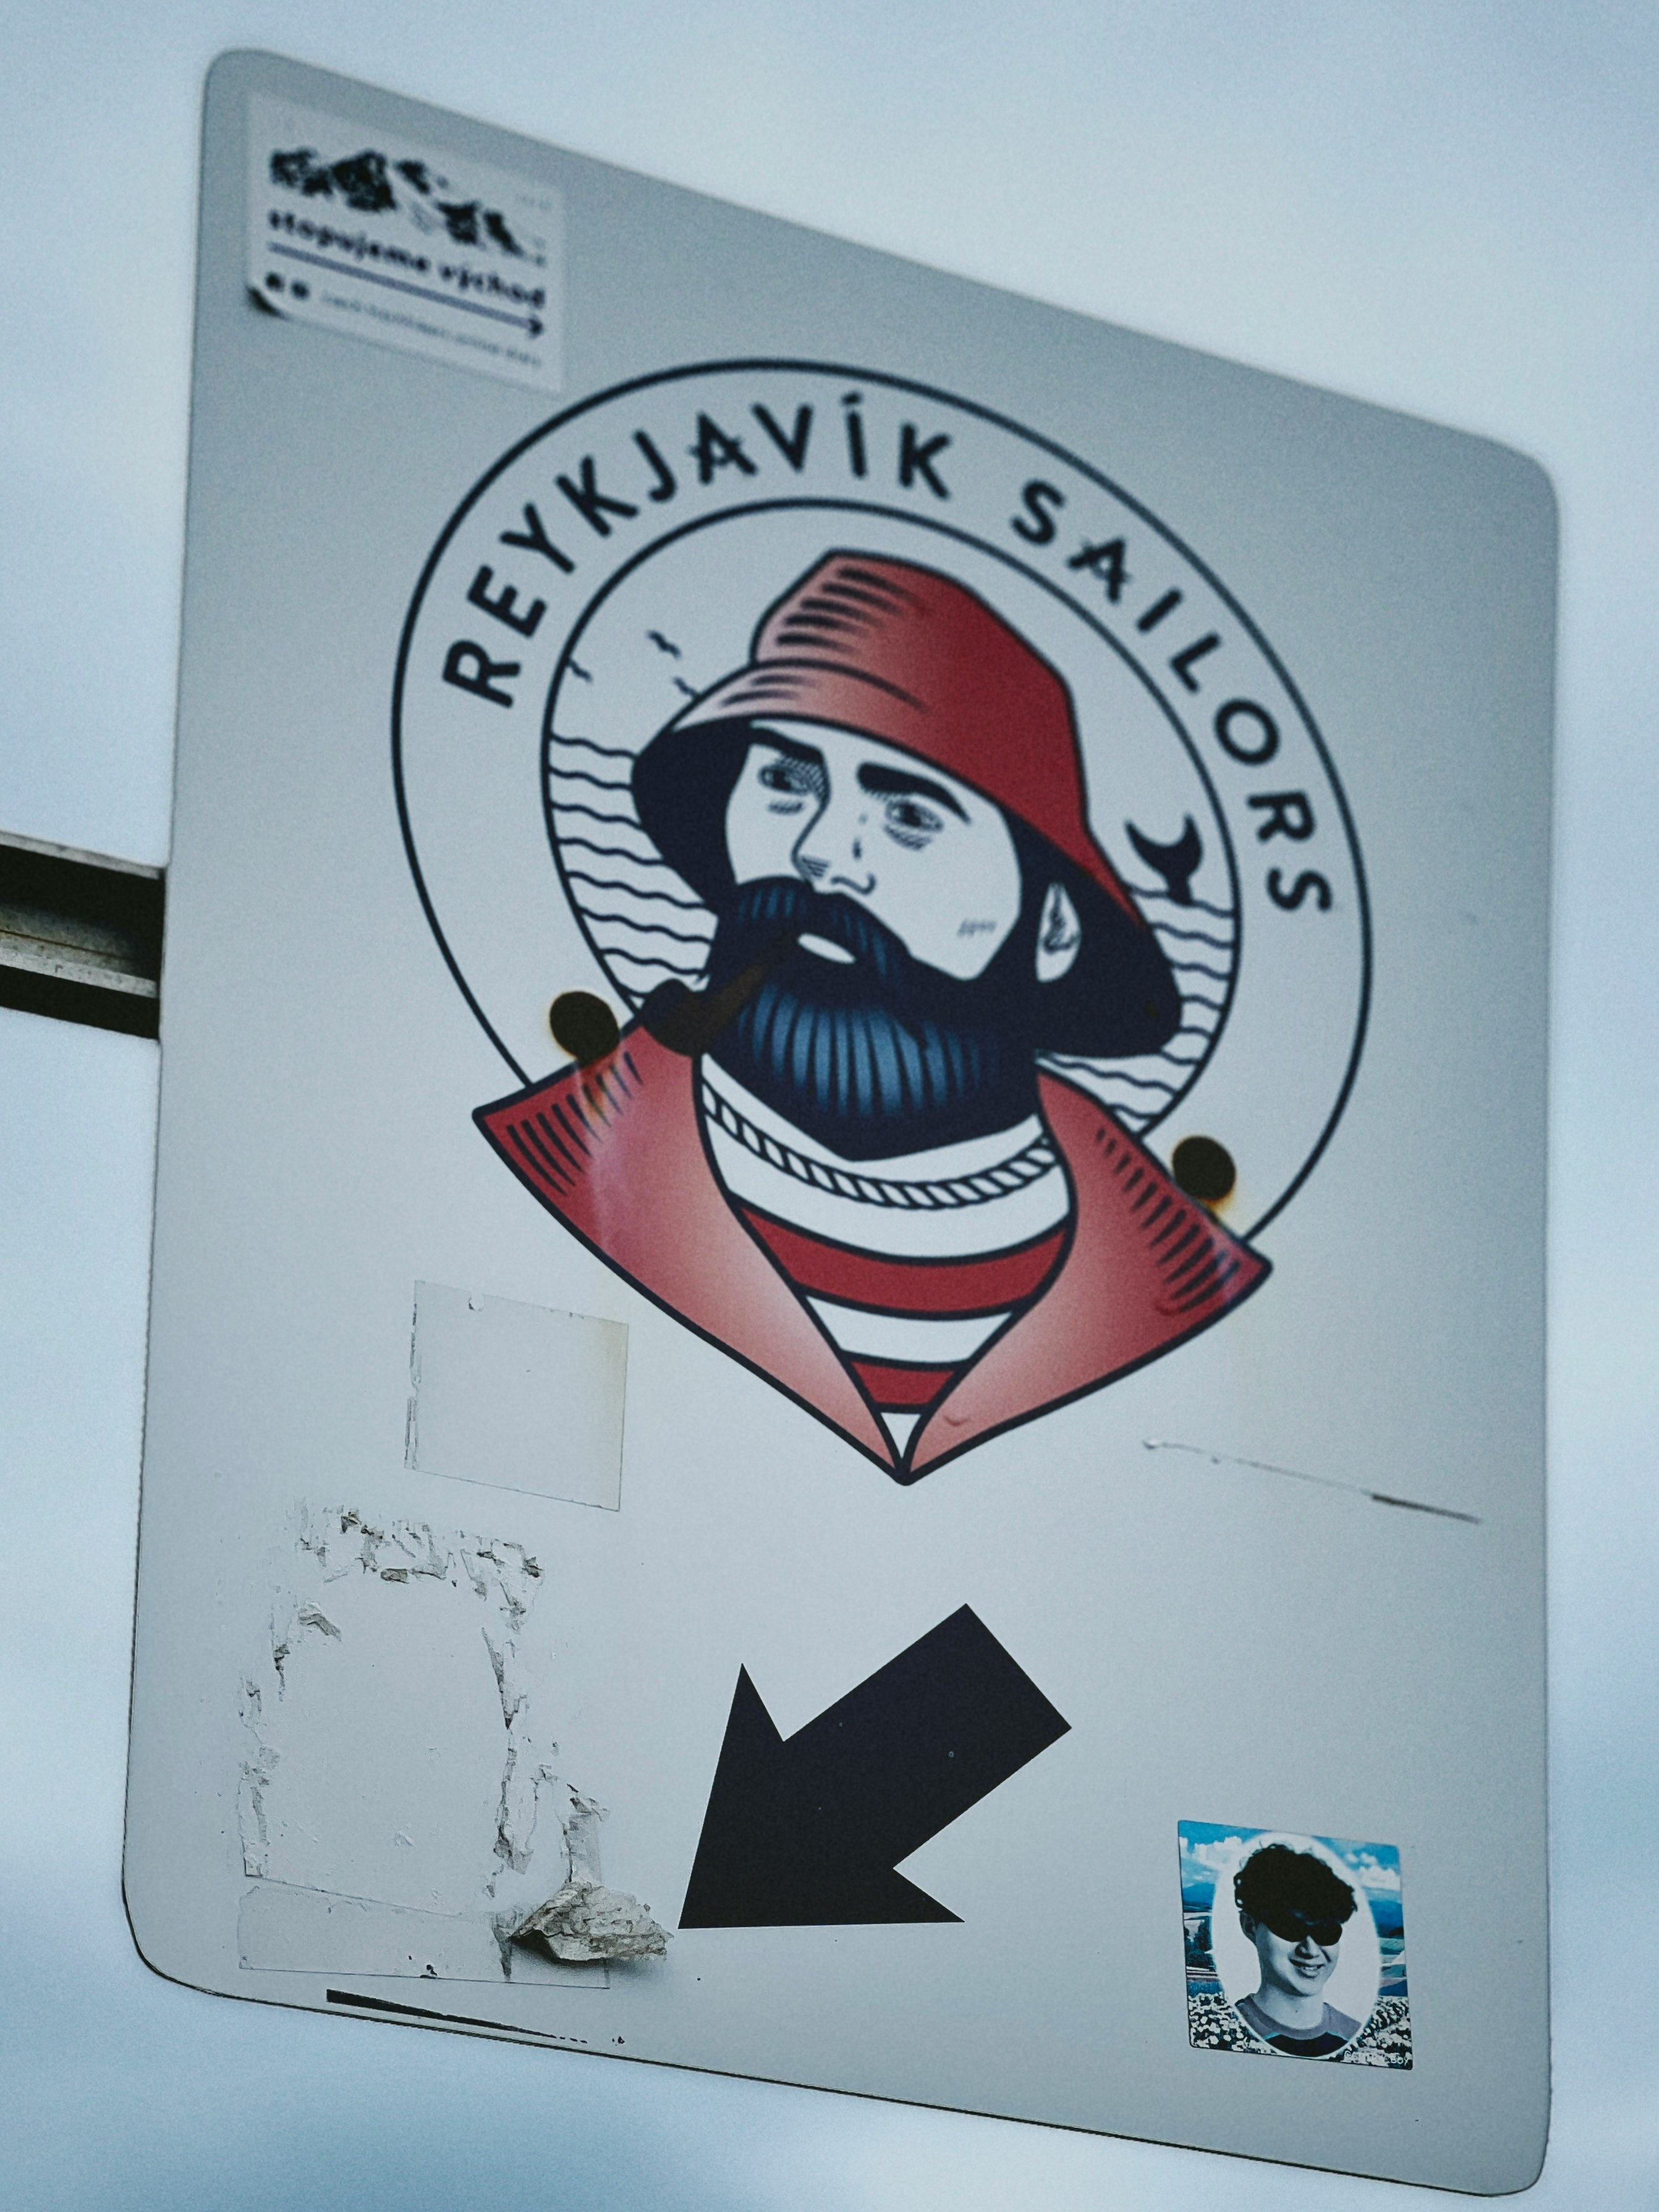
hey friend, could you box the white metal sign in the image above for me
[127,51,1553,2193]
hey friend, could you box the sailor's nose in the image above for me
[796,799,876,897]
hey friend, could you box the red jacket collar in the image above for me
[477,1027,1267,1481]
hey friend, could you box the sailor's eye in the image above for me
[883,797,945,843]
[757,757,821,801]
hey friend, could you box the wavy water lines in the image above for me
[1038,880,1237,1133]
[548,731,715,998]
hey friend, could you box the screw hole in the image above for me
[1171,1134,1236,1205]
[549,990,621,1065]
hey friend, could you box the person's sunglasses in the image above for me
[1262,1912,1345,1947]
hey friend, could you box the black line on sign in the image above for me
[1142,1439,1482,1525]
[267,245,543,333]
[325,1989,588,2041]
[1368,1491,1482,1524]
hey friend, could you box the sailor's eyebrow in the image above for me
[855,760,969,819]
[749,731,825,768]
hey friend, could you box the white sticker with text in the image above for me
[247,96,561,393]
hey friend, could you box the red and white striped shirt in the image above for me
[700,1063,1071,1453]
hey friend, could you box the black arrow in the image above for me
[679,1606,1069,1928]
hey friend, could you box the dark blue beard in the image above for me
[702,878,1042,1161]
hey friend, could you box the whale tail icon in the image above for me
[1126,815,1203,906]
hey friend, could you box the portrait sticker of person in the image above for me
[477,552,1270,1481]
[1178,1822,1412,2067]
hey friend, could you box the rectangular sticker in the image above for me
[247,95,561,392]
[406,1283,627,1507]
[1179,1821,1411,2067]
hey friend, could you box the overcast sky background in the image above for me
[3,3,1657,2205]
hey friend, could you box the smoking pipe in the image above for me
[640,927,799,1056]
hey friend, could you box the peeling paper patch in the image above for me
[237,1504,627,1981]
[512,1879,670,1963]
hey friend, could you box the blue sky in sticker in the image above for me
[1178,1824,1403,1915]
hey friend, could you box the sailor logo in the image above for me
[395,361,1368,1481]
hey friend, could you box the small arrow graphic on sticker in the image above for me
[678,1606,1070,1928]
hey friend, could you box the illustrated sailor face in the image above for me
[703,721,1090,1157]
[724,721,1077,984]
[633,552,1179,1163]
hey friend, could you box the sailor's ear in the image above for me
[1238,1910,1260,1944]
[1035,882,1082,982]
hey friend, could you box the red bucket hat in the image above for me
[668,553,1139,920]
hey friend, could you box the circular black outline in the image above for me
[392,357,1370,1236]
[537,494,1242,1133]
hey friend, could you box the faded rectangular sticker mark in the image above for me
[407,1283,626,1507]
[247,96,562,392]
[239,1881,606,1987]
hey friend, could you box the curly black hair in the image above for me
[1233,1844,1357,1928]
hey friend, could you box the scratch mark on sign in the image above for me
[1141,1439,1481,1524]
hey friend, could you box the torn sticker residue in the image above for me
[238,1880,604,1988]
[511,1879,669,1963]
[237,1505,630,1980]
